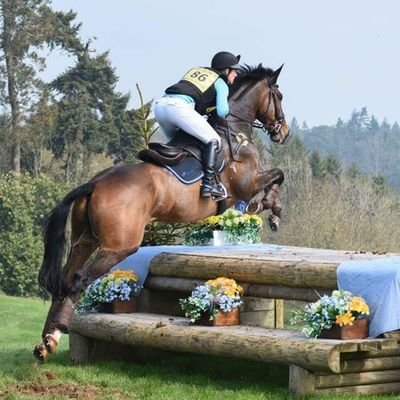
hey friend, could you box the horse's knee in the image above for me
[262,184,280,208]
[270,168,284,185]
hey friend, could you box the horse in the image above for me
[33,64,290,361]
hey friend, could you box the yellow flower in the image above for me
[110,269,138,282]
[225,287,237,297]
[252,215,263,225]
[349,297,369,315]
[336,311,355,327]
[205,215,220,225]
[205,277,243,297]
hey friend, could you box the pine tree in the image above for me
[0,0,83,172]
[50,50,129,183]
[309,150,326,180]
[324,154,342,181]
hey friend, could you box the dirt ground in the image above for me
[0,371,130,399]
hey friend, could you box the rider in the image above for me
[154,51,241,200]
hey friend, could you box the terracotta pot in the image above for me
[198,308,240,326]
[99,298,137,314]
[319,318,368,340]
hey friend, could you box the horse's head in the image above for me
[229,64,290,144]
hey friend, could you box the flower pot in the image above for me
[99,298,137,314]
[319,319,368,340]
[198,308,240,326]
[212,230,231,246]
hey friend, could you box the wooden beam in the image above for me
[149,253,339,288]
[145,277,332,301]
[316,369,400,388]
[289,364,316,396]
[317,381,400,395]
[71,313,342,373]
[341,356,400,373]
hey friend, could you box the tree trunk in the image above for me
[1,0,21,172]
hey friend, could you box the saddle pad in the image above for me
[163,156,203,184]
[163,156,225,185]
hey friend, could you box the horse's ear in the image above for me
[271,64,284,84]
[258,63,263,68]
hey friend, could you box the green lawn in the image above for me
[0,295,397,400]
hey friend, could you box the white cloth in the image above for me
[337,257,400,337]
[154,96,221,145]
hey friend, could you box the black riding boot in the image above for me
[201,140,227,200]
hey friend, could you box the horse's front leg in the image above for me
[246,168,284,231]
[261,183,283,231]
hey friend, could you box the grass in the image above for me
[0,295,398,400]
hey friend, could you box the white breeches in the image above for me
[154,96,221,145]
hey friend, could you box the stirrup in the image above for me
[201,183,228,201]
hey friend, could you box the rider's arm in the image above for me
[214,78,229,118]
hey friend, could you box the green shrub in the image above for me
[0,173,67,296]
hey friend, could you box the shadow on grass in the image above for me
[49,348,289,394]
[1,343,290,399]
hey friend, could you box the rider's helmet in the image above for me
[211,52,241,70]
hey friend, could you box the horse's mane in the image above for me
[230,64,275,95]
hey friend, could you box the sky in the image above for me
[48,0,400,128]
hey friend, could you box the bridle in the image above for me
[229,80,285,137]
[256,83,285,135]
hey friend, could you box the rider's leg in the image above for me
[154,96,226,199]
[154,96,221,144]
[154,98,179,141]
[200,139,227,199]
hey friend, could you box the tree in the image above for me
[50,50,129,183]
[108,84,157,164]
[22,87,57,175]
[372,173,388,196]
[346,162,363,182]
[324,154,342,181]
[309,150,326,180]
[0,0,83,172]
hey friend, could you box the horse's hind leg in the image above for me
[63,197,99,288]
[35,197,98,361]
[36,211,148,361]
[34,244,139,362]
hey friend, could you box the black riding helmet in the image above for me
[211,51,241,70]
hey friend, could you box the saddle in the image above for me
[138,132,225,185]
[138,133,203,166]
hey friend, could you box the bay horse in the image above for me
[33,64,290,361]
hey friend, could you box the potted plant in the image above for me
[179,277,244,325]
[183,209,263,246]
[291,290,370,339]
[76,269,141,314]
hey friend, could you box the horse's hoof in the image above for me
[268,215,280,232]
[44,334,59,354]
[33,343,48,362]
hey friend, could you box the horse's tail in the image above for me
[38,181,96,298]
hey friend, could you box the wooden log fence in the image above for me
[69,245,400,396]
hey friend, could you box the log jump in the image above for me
[69,244,400,396]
